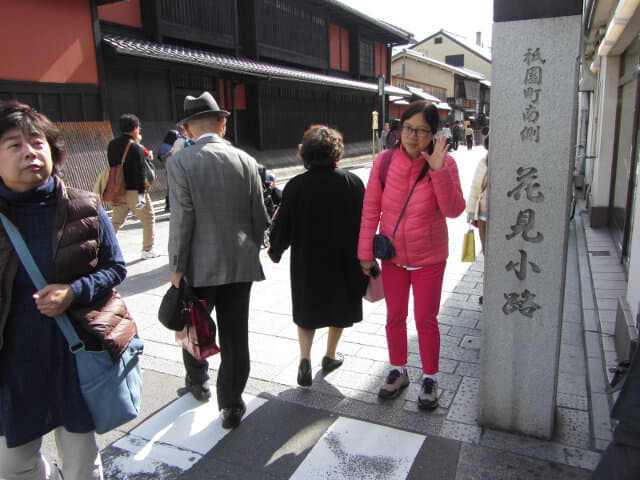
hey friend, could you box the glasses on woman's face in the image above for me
[401,124,432,138]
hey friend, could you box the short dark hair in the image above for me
[119,114,140,133]
[0,100,65,170]
[298,125,344,169]
[400,100,439,135]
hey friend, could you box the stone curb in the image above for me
[574,204,614,451]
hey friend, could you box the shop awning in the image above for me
[103,34,410,97]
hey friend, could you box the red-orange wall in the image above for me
[98,0,142,28]
[0,0,98,84]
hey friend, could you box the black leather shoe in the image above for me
[185,378,211,402]
[222,401,246,429]
[297,358,312,387]
[322,354,344,373]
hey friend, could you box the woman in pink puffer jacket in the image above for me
[359,101,465,410]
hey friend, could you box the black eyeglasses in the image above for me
[401,124,432,138]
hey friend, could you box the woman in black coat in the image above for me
[268,125,366,387]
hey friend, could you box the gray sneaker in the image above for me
[378,369,410,399]
[418,377,439,410]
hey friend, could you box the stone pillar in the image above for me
[478,1,582,439]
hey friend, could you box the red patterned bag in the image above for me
[175,297,220,361]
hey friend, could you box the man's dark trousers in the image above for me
[182,282,252,409]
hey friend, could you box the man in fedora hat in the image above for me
[167,91,269,429]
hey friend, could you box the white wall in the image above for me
[627,184,640,321]
[591,55,620,208]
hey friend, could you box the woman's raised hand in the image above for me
[423,135,447,171]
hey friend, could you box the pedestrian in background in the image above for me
[441,122,452,143]
[107,114,160,259]
[172,125,195,154]
[466,136,489,253]
[378,121,390,152]
[386,118,400,150]
[0,101,133,480]
[452,120,462,150]
[465,124,474,150]
[268,125,366,387]
[466,136,489,304]
[158,129,179,213]
[167,92,269,429]
[358,100,465,410]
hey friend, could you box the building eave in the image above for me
[103,34,411,96]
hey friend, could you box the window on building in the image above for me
[375,41,387,77]
[359,38,374,77]
[445,54,464,67]
[330,24,350,72]
[434,36,443,44]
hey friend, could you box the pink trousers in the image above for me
[382,260,446,375]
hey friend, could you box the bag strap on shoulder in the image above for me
[0,213,85,351]
[378,148,394,190]
[390,161,430,239]
[120,139,133,166]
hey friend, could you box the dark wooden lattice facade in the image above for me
[1,0,411,169]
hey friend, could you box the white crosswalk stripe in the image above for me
[290,417,425,480]
[104,393,266,477]
[103,392,430,479]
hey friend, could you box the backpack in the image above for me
[378,149,394,189]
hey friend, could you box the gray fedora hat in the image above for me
[179,91,230,125]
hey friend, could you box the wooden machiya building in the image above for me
[0,0,413,171]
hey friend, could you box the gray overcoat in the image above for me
[167,135,269,287]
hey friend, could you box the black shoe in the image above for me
[322,354,344,373]
[221,401,246,429]
[185,378,211,402]
[297,358,312,387]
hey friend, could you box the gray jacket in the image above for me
[167,135,269,287]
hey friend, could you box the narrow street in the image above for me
[38,146,596,479]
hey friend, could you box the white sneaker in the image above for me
[141,249,161,259]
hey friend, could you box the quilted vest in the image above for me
[0,177,135,356]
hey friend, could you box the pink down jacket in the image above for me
[358,147,466,267]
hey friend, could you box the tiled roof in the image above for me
[103,35,410,97]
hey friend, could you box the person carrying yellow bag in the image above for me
[466,136,489,302]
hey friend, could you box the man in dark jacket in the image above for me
[452,121,462,150]
[108,114,159,259]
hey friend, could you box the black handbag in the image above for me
[373,234,395,260]
[373,162,429,260]
[158,280,191,331]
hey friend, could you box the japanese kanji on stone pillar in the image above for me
[479,1,582,439]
